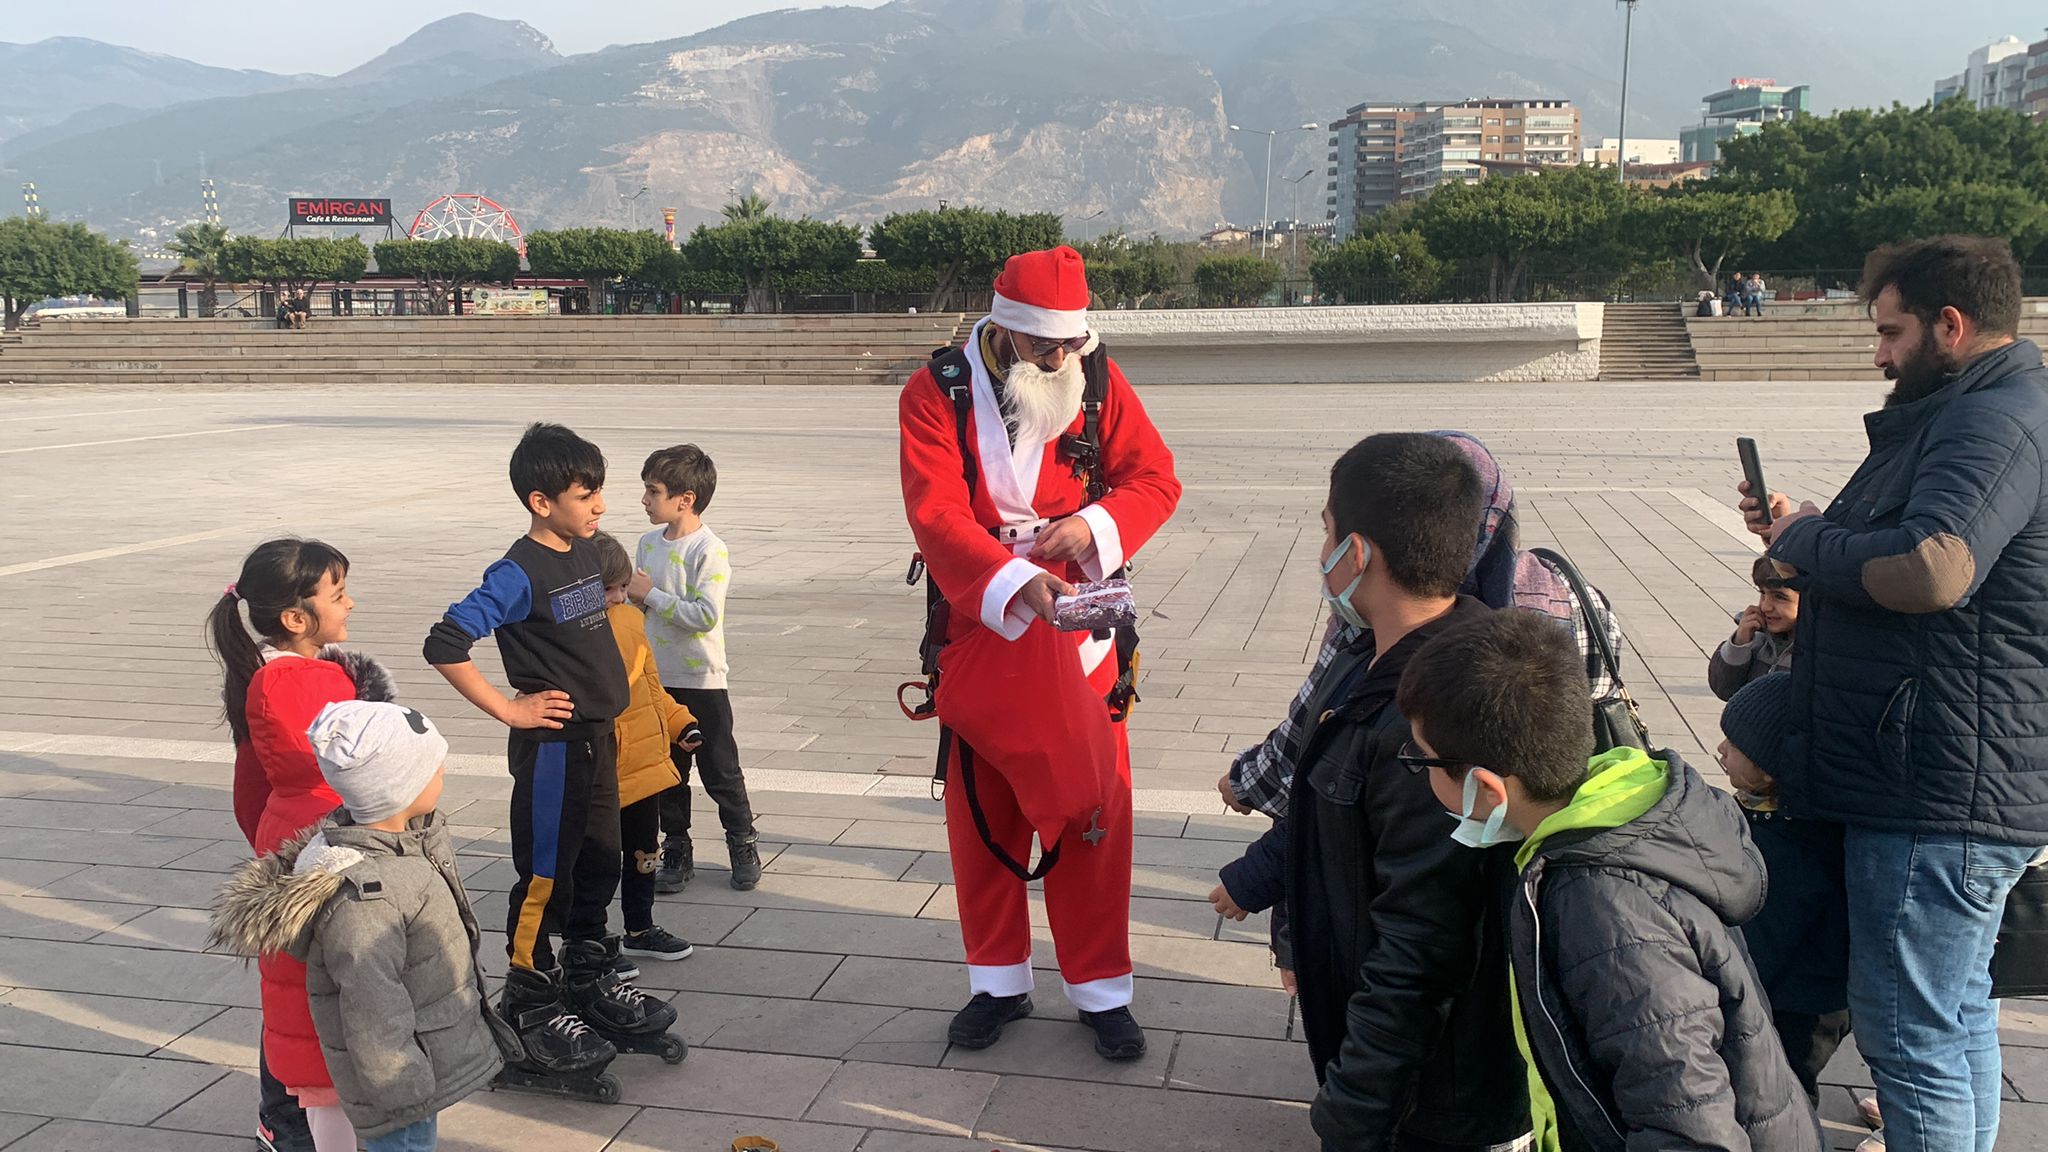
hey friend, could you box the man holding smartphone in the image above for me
[1742,235,2048,1152]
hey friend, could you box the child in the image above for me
[212,701,515,1152]
[629,444,760,892]
[207,537,394,1152]
[594,531,703,967]
[1396,609,1822,1152]
[1717,673,1853,1111]
[1708,555,1797,701]
[1207,819,1292,994]
[422,422,672,1074]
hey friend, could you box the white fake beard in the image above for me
[1003,348,1085,448]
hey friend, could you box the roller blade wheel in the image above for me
[590,1021,687,1064]
[491,1062,623,1105]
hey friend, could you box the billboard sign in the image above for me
[473,287,551,316]
[288,197,393,226]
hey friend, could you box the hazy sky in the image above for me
[2,2,889,74]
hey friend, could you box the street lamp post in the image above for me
[1283,167,1314,280]
[1230,122,1320,257]
[622,185,650,228]
[1617,0,1641,185]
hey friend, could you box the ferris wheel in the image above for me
[407,193,526,255]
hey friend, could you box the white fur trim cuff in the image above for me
[980,558,1043,641]
[968,961,1036,999]
[1063,973,1134,1012]
[1074,504,1124,582]
[990,293,1090,341]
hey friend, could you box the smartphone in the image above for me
[1737,437,1771,527]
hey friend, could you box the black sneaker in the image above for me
[728,834,762,891]
[947,992,1032,1049]
[601,935,639,980]
[1078,1006,1147,1061]
[620,925,695,961]
[654,837,694,894]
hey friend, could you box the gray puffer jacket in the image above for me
[1510,752,1822,1152]
[211,812,517,1137]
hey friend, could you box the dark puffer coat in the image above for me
[1510,752,1822,1152]
[1769,339,2048,841]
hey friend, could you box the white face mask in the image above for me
[1320,533,1369,630]
[1449,770,1524,848]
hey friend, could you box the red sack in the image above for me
[935,619,1116,852]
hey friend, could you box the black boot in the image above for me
[498,964,615,1073]
[727,833,762,891]
[1078,1006,1147,1060]
[601,934,639,981]
[654,836,694,894]
[562,938,679,1038]
[947,992,1032,1049]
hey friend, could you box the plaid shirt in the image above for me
[1228,573,1623,820]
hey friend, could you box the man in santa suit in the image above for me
[899,246,1182,1060]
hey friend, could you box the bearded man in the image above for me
[1742,234,2048,1152]
[899,246,1181,1059]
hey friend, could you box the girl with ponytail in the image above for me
[207,538,395,1152]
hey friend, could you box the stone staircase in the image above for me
[1598,302,1700,380]
[1688,301,2048,381]
[0,313,967,388]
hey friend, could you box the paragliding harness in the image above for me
[898,340,1142,882]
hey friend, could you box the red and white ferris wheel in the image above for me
[407,193,526,256]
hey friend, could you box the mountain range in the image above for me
[0,2,2035,239]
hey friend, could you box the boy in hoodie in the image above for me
[1706,555,1798,701]
[1396,610,1821,1152]
[211,701,515,1152]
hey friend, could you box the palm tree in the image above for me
[721,193,772,224]
[168,222,231,317]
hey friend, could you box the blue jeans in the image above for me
[1845,829,2039,1152]
[364,1115,436,1152]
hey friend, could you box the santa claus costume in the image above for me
[898,246,1181,1058]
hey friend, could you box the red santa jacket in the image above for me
[899,337,1181,679]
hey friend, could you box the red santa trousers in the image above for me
[936,619,1134,1011]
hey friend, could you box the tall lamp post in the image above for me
[1282,167,1315,280]
[1230,122,1320,256]
[1617,0,1642,185]
[621,185,650,228]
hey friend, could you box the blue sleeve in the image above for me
[423,560,531,665]
[1218,819,1289,914]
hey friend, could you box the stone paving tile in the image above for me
[0,797,190,835]
[842,1008,954,1068]
[0,991,222,1058]
[803,1060,998,1136]
[0,1113,48,1147]
[0,938,254,1008]
[974,1073,1315,1152]
[918,885,1221,940]
[6,1119,259,1151]
[668,871,938,918]
[0,860,87,898]
[148,1067,251,1136]
[941,1018,1171,1088]
[724,908,964,963]
[609,1105,864,1152]
[757,814,860,845]
[0,896,152,943]
[652,944,845,999]
[156,840,253,874]
[831,819,953,853]
[612,1046,841,1118]
[433,1090,636,1152]
[701,996,912,1059]
[0,1044,225,1125]
[36,866,228,911]
[1167,1032,1319,1102]
[767,844,922,883]
[152,1006,261,1068]
[0,828,212,869]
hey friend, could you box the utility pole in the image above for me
[1230,122,1320,257]
[1617,0,1641,185]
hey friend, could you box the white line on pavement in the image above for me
[0,729,1230,815]
[0,406,176,423]
[0,522,283,578]
[0,422,300,455]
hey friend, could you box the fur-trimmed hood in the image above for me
[319,645,397,704]
[209,820,360,961]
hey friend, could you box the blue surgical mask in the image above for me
[1449,770,1525,848]
[1320,534,1369,630]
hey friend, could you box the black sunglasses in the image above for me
[1398,740,1471,775]
[1018,333,1090,357]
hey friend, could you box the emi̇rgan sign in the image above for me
[288,198,393,226]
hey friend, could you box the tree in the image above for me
[1193,255,1281,307]
[219,236,369,300]
[524,228,668,313]
[684,216,862,313]
[1644,188,1799,291]
[1850,183,2048,258]
[1084,234,1180,309]
[0,216,141,329]
[167,222,232,317]
[640,246,744,312]
[1309,231,1444,303]
[1413,166,1636,301]
[868,207,1065,311]
[722,193,772,224]
[373,237,520,315]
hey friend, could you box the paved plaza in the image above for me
[2,376,2046,1150]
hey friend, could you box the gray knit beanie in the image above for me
[1721,672,1794,779]
[305,701,448,824]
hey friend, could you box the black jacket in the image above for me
[1288,596,1528,1151]
[1770,340,2048,840]
[1510,753,1822,1152]
[1219,818,1292,971]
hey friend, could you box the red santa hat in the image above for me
[988,245,1091,340]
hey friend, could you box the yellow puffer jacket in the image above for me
[606,604,696,808]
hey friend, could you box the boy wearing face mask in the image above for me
[1397,610,1822,1152]
[1285,433,1529,1152]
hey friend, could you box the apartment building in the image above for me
[1325,98,1580,237]
[1680,78,1812,165]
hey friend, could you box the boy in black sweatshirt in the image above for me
[425,422,672,1076]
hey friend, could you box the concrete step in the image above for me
[0,368,910,387]
[0,353,928,372]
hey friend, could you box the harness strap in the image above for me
[953,736,1061,883]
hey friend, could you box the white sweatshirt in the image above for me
[637,524,731,690]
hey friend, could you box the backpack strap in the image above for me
[928,346,977,499]
[1061,345,1112,503]
[1529,548,1624,690]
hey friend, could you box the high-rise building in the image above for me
[1324,98,1580,237]
[1680,78,1812,166]
[2025,30,2048,122]
[1933,35,2044,115]
[1581,137,1682,167]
